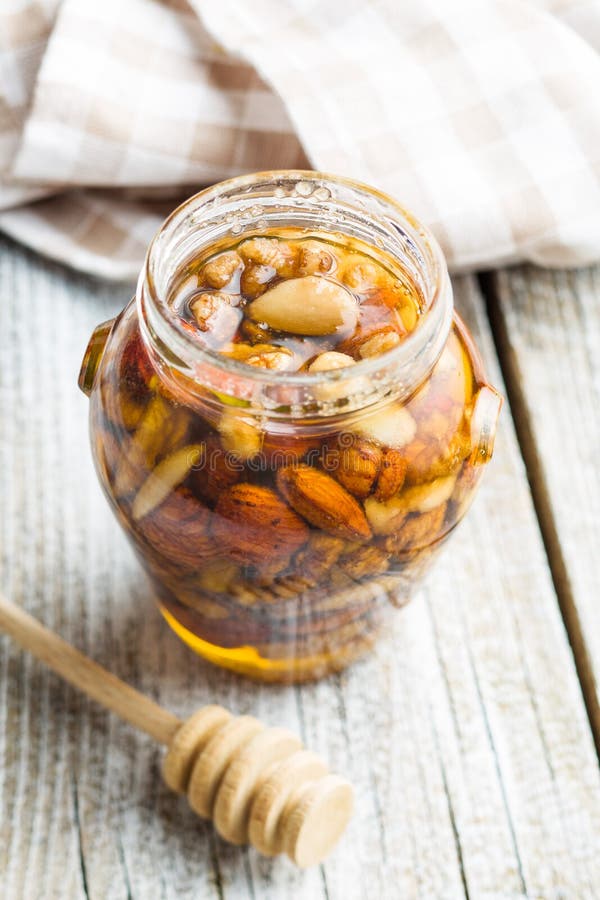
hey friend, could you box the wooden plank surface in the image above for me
[490,266,600,751]
[1,237,600,899]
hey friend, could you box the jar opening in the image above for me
[138,171,453,416]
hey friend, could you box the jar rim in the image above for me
[138,170,453,412]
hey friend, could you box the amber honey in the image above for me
[82,173,500,682]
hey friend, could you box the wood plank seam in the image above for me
[319,867,330,900]
[416,600,472,897]
[71,772,91,900]
[480,271,600,760]
[115,828,134,900]
[294,686,332,899]
[426,709,470,900]
[241,851,256,900]
[458,601,529,896]
[207,831,225,900]
[425,594,526,898]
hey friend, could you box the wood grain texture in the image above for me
[1,237,600,899]
[489,266,600,753]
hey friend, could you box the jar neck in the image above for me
[137,171,453,419]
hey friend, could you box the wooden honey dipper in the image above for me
[0,594,354,867]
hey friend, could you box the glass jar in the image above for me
[79,171,501,683]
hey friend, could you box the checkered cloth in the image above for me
[1,0,599,279]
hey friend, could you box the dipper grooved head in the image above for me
[162,707,354,866]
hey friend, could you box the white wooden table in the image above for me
[1,236,599,899]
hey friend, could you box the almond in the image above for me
[374,448,407,501]
[132,444,204,520]
[212,483,309,565]
[358,330,401,358]
[97,428,123,491]
[420,410,452,441]
[364,495,407,536]
[402,474,457,511]
[365,475,456,535]
[353,404,417,448]
[188,435,241,506]
[322,437,382,499]
[140,488,214,571]
[277,465,372,541]
[218,411,263,460]
[260,430,320,467]
[308,352,368,402]
[118,330,154,408]
[113,397,189,497]
[118,396,145,432]
[248,276,358,336]
[308,351,355,374]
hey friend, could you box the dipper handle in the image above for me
[0,593,353,867]
[0,592,180,744]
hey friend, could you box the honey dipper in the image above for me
[0,594,353,867]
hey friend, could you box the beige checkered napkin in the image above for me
[0,0,599,278]
[0,0,59,207]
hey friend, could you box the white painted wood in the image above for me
[492,265,600,747]
[1,237,599,898]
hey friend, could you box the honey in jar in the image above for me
[80,172,501,682]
